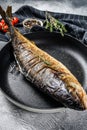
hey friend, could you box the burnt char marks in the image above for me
[23,56,39,68]
[51,71,83,109]
[25,61,47,84]
[13,38,84,110]
[31,67,83,110]
[13,39,31,55]
[15,49,33,68]
[26,60,43,77]
[41,69,66,93]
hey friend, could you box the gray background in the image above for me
[0,0,87,130]
[1,0,87,16]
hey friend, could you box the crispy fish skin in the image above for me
[0,6,87,110]
[12,30,87,110]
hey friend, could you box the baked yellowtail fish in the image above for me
[0,6,87,110]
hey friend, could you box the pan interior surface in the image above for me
[0,32,87,112]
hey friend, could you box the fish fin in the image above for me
[30,40,36,46]
[6,6,12,18]
[0,6,15,37]
[0,6,11,26]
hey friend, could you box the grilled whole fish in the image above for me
[0,6,87,110]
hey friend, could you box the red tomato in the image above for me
[2,25,8,32]
[0,22,3,30]
[13,17,19,25]
[11,20,15,25]
[1,19,5,25]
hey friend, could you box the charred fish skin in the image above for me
[0,6,87,110]
[12,38,84,110]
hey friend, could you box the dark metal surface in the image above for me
[0,32,87,130]
[0,32,87,113]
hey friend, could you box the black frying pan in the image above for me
[0,32,87,113]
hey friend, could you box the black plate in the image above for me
[0,32,87,113]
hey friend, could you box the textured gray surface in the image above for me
[0,90,87,130]
[0,0,87,130]
[0,0,87,15]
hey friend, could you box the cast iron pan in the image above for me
[0,32,87,113]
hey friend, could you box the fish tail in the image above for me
[0,6,15,38]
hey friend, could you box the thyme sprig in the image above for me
[44,12,67,36]
[38,55,51,66]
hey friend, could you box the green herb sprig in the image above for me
[38,55,51,66]
[44,12,67,36]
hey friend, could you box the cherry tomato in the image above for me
[0,22,3,30]
[1,19,5,25]
[2,25,8,32]
[12,17,19,25]
[11,19,15,25]
[0,17,19,33]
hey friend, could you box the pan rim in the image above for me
[0,32,87,113]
